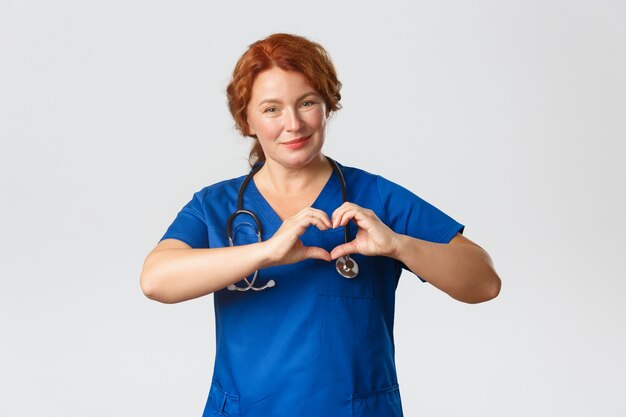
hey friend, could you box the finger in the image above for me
[304,246,332,262]
[283,212,331,235]
[332,204,375,229]
[331,202,359,228]
[298,214,332,232]
[332,207,355,229]
[335,209,355,228]
[335,207,368,229]
[330,241,358,260]
[297,207,332,228]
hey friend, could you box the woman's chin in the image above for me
[266,147,325,170]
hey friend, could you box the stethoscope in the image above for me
[226,157,359,291]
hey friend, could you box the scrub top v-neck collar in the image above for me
[247,166,341,231]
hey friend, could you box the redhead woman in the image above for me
[140,33,501,417]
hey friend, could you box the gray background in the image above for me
[1,0,625,416]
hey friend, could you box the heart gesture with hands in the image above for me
[263,203,400,268]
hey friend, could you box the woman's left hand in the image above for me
[330,202,400,260]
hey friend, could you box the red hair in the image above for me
[226,33,342,166]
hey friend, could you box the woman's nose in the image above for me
[284,109,303,132]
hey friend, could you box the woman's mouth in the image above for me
[282,136,310,149]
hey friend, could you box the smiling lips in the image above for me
[282,136,310,149]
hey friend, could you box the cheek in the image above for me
[300,108,324,126]
[308,110,327,130]
[253,119,283,141]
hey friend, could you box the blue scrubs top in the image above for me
[160,162,464,417]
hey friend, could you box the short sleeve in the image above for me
[159,192,209,248]
[376,175,464,281]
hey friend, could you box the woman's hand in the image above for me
[262,207,333,267]
[327,203,501,304]
[329,202,400,260]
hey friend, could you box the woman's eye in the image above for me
[263,107,278,113]
[301,100,315,107]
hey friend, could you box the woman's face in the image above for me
[246,67,328,169]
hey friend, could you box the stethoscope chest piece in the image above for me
[336,255,359,279]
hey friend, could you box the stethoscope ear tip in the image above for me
[267,280,276,288]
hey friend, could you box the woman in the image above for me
[141,33,501,417]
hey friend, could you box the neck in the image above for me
[256,154,332,196]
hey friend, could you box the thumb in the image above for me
[330,242,357,260]
[303,246,332,262]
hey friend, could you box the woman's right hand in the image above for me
[262,207,333,267]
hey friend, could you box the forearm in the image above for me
[393,234,501,303]
[140,243,272,304]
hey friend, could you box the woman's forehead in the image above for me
[250,68,317,102]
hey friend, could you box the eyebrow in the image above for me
[257,91,320,107]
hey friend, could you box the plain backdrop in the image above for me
[1,1,625,416]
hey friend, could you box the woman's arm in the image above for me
[393,233,501,303]
[329,202,501,304]
[140,207,334,304]
[140,239,273,304]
